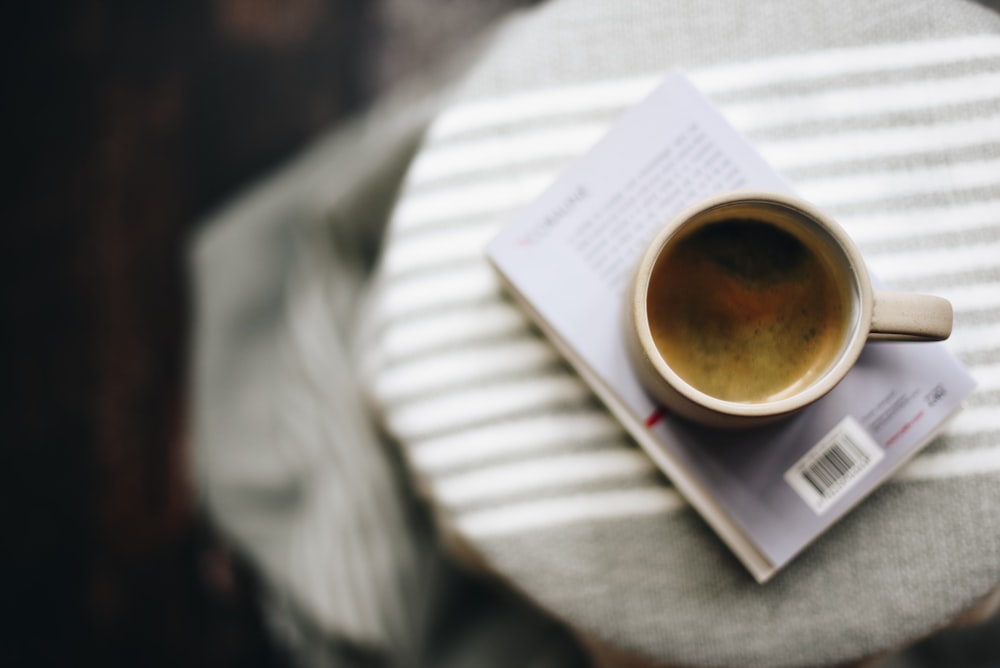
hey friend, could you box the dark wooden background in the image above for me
[6,1,535,664]
[7,2,378,665]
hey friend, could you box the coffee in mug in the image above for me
[626,191,952,429]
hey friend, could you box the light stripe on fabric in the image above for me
[435,450,656,507]
[898,444,1000,479]
[859,224,1000,255]
[946,405,1000,435]
[454,487,687,539]
[386,374,592,441]
[382,219,501,278]
[950,322,1000,357]
[411,411,625,473]
[863,241,1000,284]
[381,301,528,365]
[374,338,559,404]
[973,362,1000,392]
[760,118,1000,170]
[812,200,1000,240]
[891,268,1000,294]
[796,157,1000,207]
[409,115,1000,190]
[392,172,550,230]
[427,77,656,143]
[426,36,1000,141]
[410,122,605,185]
[695,35,1000,94]
[921,282,1000,314]
[379,302,529,364]
[376,264,499,321]
[721,72,1000,131]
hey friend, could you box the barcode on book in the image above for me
[784,416,884,515]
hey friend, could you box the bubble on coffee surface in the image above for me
[647,218,848,403]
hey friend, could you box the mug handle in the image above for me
[869,291,953,341]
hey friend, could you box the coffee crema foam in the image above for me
[647,218,849,403]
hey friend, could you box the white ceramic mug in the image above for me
[625,190,953,429]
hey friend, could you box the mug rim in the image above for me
[631,190,874,419]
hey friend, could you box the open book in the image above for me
[486,71,975,582]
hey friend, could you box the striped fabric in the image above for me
[189,101,446,662]
[361,2,1000,666]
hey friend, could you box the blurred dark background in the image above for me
[4,1,524,665]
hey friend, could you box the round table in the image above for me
[361,2,1000,665]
